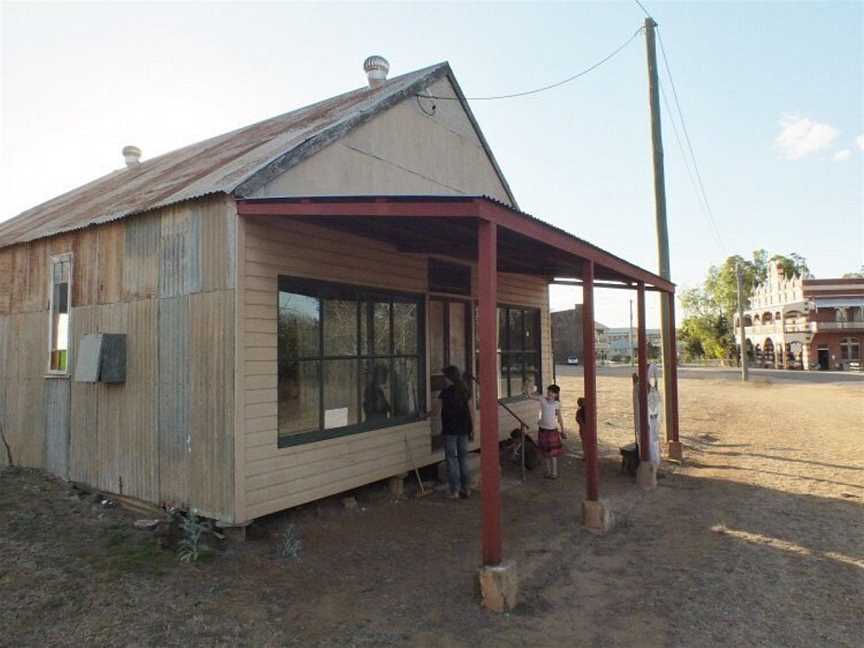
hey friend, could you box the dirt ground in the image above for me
[1,374,862,648]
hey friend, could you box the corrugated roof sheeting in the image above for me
[0,63,451,249]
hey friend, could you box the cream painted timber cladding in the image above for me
[251,78,512,203]
[0,195,238,521]
[237,216,552,522]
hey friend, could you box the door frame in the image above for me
[817,348,830,370]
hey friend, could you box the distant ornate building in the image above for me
[734,262,864,370]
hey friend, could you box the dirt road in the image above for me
[1,376,861,647]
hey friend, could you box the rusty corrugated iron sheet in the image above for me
[0,63,451,249]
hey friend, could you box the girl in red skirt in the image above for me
[528,384,567,479]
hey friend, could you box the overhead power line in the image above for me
[633,0,651,18]
[659,79,726,253]
[633,0,727,255]
[416,26,644,101]
[656,26,727,254]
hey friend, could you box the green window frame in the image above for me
[277,276,426,447]
[474,304,542,402]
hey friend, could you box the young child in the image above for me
[575,397,586,458]
[528,384,567,479]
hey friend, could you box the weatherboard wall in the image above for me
[251,77,512,203]
[236,215,552,522]
[0,195,237,521]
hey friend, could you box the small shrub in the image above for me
[176,513,212,563]
[277,524,303,561]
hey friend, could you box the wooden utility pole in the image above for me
[736,264,749,381]
[643,16,676,442]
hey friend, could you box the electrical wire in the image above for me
[656,26,727,253]
[634,0,727,255]
[660,79,726,252]
[633,0,651,18]
[416,26,644,101]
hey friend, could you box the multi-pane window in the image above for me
[840,337,860,361]
[277,277,424,446]
[429,298,471,392]
[49,255,72,372]
[474,305,542,400]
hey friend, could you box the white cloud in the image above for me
[774,115,839,160]
[857,134,864,151]
[833,149,852,161]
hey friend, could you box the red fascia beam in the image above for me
[480,201,675,293]
[237,198,480,219]
[237,197,673,292]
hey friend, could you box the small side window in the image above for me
[49,254,72,373]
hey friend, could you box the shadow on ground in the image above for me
[1,447,861,648]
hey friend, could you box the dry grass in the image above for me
[0,375,861,647]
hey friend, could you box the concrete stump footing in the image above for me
[667,440,684,461]
[478,561,519,612]
[581,499,613,534]
[637,462,658,490]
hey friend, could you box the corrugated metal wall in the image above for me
[44,378,71,478]
[0,195,237,521]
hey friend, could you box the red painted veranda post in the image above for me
[581,260,600,501]
[637,283,650,461]
[477,218,502,566]
[666,292,682,456]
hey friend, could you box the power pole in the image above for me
[643,17,676,441]
[736,264,749,381]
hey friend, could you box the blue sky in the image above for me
[2,1,862,326]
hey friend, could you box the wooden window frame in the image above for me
[47,252,73,376]
[276,276,426,448]
[473,303,543,404]
[840,337,860,361]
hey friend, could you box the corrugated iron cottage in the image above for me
[0,58,678,539]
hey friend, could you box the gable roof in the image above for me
[0,62,516,249]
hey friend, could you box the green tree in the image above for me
[680,250,809,359]
[841,265,864,278]
[769,252,810,280]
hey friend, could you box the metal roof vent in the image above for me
[122,145,142,168]
[363,55,389,88]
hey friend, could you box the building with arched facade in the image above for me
[734,262,864,370]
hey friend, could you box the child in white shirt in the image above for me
[528,384,567,478]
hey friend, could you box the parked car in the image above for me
[566,355,580,365]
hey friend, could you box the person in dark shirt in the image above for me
[434,365,474,499]
[363,364,392,423]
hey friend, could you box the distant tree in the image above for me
[842,265,864,279]
[679,286,732,360]
[680,250,808,359]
